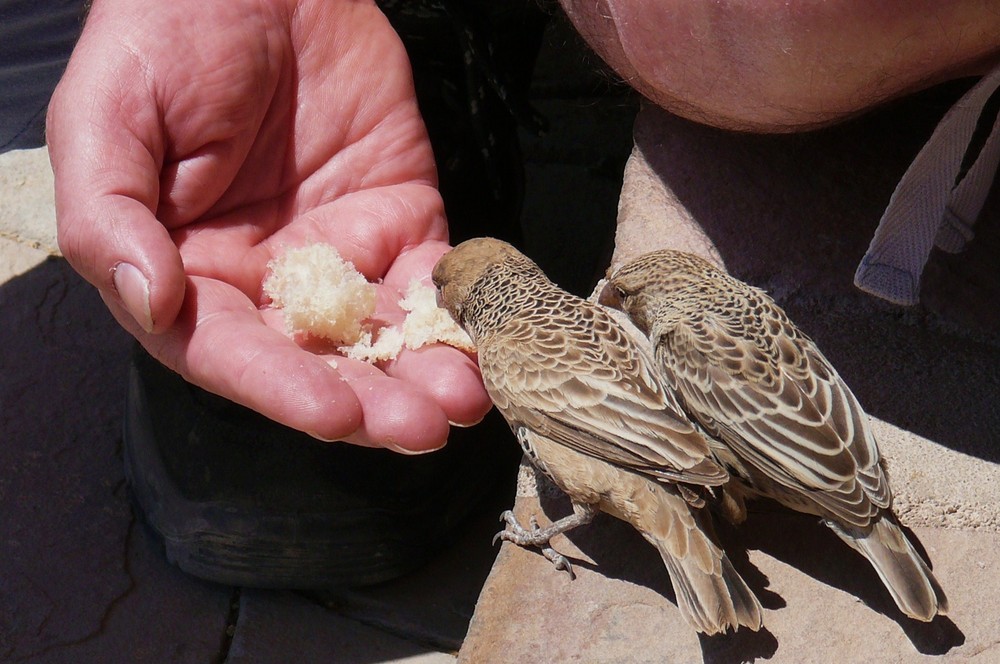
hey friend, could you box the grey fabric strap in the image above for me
[855,67,1000,305]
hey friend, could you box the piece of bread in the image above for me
[263,243,376,346]
[264,243,475,362]
[399,280,475,352]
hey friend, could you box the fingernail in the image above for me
[112,262,154,333]
[386,440,447,456]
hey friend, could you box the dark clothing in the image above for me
[0,0,85,152]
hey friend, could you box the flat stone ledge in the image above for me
[461,471,996,662]
[460,91,1000,662]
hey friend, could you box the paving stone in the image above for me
[460,83,1000,662]
[0,241,233,662]
[0,252,131,660]
[19,524,236,664]
[228,590,455,664]
[0,148,58,254]
[461,471,997,663]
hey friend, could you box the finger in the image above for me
[336,370,452,453]
[379,240,491,425]
[381,239,453,290]
[174,183,449,300]
[141,276,365,442]
[307,344,452,451]
[382,345,492,427]
[317,184,449,280]
[380,240,491,424]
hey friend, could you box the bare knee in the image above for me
[560,0,1000,132]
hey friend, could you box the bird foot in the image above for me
[493,511,576,579]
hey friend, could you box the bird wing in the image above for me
[658,301,890,526]
[480,301,728,487]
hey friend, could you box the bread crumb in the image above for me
[340,327,405,363]
[264,244,376,346]
[264,243,475,362]
[400,281,475,352]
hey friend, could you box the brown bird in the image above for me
[432,237,763,635]
[601,249,948,622]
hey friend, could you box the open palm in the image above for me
[48,0,490,450]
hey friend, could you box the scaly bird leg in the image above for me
[493,502,596,579]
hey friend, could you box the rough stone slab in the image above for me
[0,147,58,254]
[228,590,455,664]
[0,249,132,660]
[460,478,997,663]
[19,524,235,664]
[461,86,1000,662]
[0,242,233,662]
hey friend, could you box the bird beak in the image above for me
[598,280,622,309]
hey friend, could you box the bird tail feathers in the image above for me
[646,499,764,636]
[827,516,948,621]
[658,546,765,636]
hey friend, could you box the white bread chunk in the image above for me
[342,282,475,362]
[263,243,376,346]
[340,327,405,363]
[264,243,475,362]
[399,281,475,352]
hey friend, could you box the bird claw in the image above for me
[541,546,576,579]
[492,510,521,545]
[493,510,575,578]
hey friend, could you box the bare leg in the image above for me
[559,0,1000,132]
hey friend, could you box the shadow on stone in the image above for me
[699,627,779,663]
[731,509,965,656]
[531,472,966,657]
[897,614,966,656]
[534,478,673,597]
[0,256,238,661]
[532,502,784,662]
[532,478,783,639]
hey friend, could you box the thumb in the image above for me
[47,44,185,334]
[59,193,187,335]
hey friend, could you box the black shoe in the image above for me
[125,346,519,588]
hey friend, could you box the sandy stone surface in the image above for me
[460,89,1000,662]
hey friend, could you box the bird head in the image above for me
[601,249,719,335]
[599,271,653,335]
[432,237,535,335]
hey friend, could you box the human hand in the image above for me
[47,0,491,451]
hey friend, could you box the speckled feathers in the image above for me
[434,238,727,485]
[604,249,948,621]
[434,238,764,635]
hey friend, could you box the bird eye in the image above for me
[598,281,627,308]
